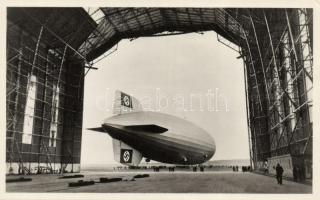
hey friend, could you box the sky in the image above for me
[81,31,249,165]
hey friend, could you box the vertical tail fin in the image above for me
[113,90,142,115]
[112,139,142,166]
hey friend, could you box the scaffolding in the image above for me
[6,8,93,174]
[233,8,313,178]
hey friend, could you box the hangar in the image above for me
[6,8,312,179]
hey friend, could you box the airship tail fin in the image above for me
[112,139,143,166]
[113,90,143,115]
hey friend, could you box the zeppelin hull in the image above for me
[103,124,215,165]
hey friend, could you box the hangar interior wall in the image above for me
[235,9,313,178]
[6,18,85,174]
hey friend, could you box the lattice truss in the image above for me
[234,8,313,167]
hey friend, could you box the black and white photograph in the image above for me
[2,0,318,199]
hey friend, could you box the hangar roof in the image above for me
[8,8,97,54]
[80,8,246,61]
[8,7,248,63]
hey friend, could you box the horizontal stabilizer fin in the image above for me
[124,124,168,134]
[87,127,106,133]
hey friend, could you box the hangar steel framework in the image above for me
[6,8,312,178]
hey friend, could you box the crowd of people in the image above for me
[113,164,253,172]
[232,165,251,172]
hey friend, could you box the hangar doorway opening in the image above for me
[6,8,312,180]
[82,31,250,166]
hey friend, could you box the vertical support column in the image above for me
[285,9,312,154]
[38,49,49,172]
[282,30,297,135]
[297,9,312,156]
[248,11,270,105]
[9,30,24,170]
[51,45,68,172]
[241,37,261,169]
[242,9,272,168]
[243,57,254,170]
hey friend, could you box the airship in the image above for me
[88,91,216,166]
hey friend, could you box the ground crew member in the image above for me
[276,163,284,185]
[293,166,298,182]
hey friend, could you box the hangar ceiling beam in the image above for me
[129,8,144,31]
[159,9,170,30]
[198,8,207,32]
[186,8,194,27]
[145,9,156,30]
[174,9,182,28]
[104,15,121,34]
[116,8,133,33]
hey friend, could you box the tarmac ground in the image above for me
[6,171,312,193]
